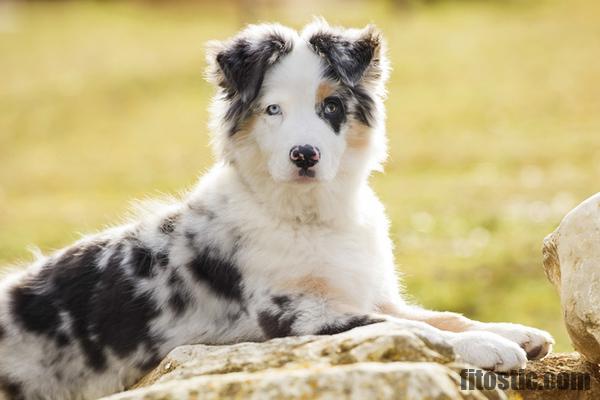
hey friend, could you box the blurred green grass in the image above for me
[1,0,599,352]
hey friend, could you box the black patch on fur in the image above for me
[309,31,377,87]
[10,241,110,360]
[271,295,292,309]
[0,325,4,340]
[187,248,243,301]
[10,284,61,337]
[258,295,298,339]
[167,272,191,316]
[159,213,179,235]
[316,315,383,335]
[12,240,162,371]
[349,85,376,126]
[90,245,160,360]
[156,251,169,268]
[14,241,109,370]
[167,270,181,286]
[258,310,297,338]
[0,377,24,400]
[55,331,70,347]
[213,31,293,135]
[317,96,346,133]
[319,80,376,131]
[168,291,187,316]
[50,242,108,370]
[130,244,154,278]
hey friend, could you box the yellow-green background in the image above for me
[1,0,599,352]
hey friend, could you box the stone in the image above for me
[543,192,600,364]
[104,362,495,400]
[100,322,505,400]
[98,325,600,400]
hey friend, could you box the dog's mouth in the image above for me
[291,168,318,183]
[298,168,316,178]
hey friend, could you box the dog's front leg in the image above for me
[256,294,529,372]
[255,294,386,338]
[376,302,554,364]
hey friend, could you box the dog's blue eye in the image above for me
[266,104,281,115]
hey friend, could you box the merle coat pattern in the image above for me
[0,20,554,399]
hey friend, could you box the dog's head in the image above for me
[206,19,389,185]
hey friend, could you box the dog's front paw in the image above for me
[449,331,527,372]
[474,323,554,360]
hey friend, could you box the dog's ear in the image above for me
[206,25,294,105]
[306,21,388,88]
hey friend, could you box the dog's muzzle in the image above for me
[289,144,320,172]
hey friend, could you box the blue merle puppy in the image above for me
[0,19,553,399]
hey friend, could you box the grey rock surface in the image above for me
[101,322,504,400]
[543,192,600,364]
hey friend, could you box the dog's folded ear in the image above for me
[206,25,294,105]
[305,20,388,88]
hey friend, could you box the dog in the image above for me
[0,19,553,399]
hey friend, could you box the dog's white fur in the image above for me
[0,20,553,400]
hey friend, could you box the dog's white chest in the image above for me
[237,218,384,312]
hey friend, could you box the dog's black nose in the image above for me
[289,145,321,169]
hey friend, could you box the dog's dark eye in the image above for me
[319,96,346,134]
[266,104,281,115]
[323,97,343,116]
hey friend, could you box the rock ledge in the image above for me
[100,323,597,400]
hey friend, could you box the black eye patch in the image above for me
[317,96,346,134]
